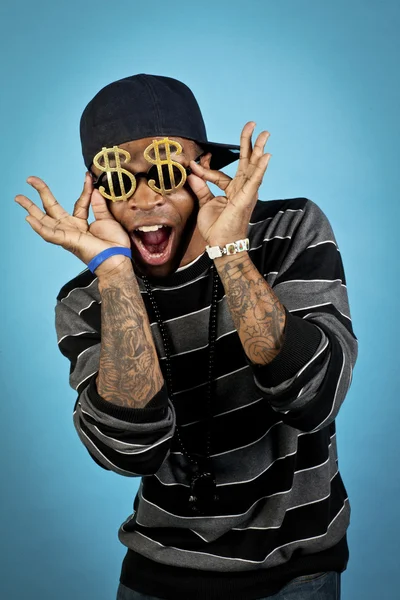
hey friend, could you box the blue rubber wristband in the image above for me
[87,247,132,274]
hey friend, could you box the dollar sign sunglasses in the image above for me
[90,140,204,202]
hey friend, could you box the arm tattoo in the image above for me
[216,254,286,365]
[97,271,164,408]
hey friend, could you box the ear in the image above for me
[200,152,212,169]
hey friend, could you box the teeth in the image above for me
[136,224,165,232]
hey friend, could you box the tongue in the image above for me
[137,227,170,254]
[139,228,169,245]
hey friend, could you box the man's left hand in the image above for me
[188,122,271,247]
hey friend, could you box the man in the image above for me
[16,74,358,600]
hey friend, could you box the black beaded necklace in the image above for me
[142,265,220,516]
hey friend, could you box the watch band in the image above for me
[205,238,249,259]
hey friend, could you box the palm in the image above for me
[16,176,130,266]
[88,218,130,247]
[197,195,229,242]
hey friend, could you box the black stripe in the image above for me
[170,395,282,455]
[168,331,247,397]
[276,327,344,431]
[65,299,101,332]
[250,198,308,222]
[274,244,346,285]
[59,332,99,373]
[249,237,294,280]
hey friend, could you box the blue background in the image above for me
[2,1,399,598]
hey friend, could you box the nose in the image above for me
[128,178,166,210]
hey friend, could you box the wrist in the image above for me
[213,250,249,268]
[95,255,133,281]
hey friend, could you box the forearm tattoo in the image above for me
[217,254,286,365]
[97,272,163,408]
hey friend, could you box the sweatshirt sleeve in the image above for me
[55,279,175,477]
[249,199,358,432]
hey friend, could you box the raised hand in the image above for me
[15,173,131,275]
[188,122,271,247]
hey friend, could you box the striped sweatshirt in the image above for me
[55,198,358,600]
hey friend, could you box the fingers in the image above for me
[252,130,270,157]
[73,173,92,220]
[238,152,272,205]
[237,123,270,178]
[189,161,232,192]
[26,176,69,220]
[24,213,71,247]
[249,130,270,171]
[90,189,115,220]
[237,121,256,174]
[15,194,54,227]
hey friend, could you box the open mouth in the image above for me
[130,225,175,266]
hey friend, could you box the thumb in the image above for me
[91,189,115,221]
[187,173,214,208]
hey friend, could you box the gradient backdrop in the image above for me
[1,1,399,599]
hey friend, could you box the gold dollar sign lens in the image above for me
[143,138,187,195]
[93,146,136,202]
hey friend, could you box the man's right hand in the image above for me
[15,173,132,277]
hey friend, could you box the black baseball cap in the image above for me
[80,74,240,171]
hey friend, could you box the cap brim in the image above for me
[198,141,240,171]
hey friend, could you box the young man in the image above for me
[16,74,358,600]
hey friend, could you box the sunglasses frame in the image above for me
[90,152,204,201]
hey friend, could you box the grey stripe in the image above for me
[273,280,351,317]
[58,283,101,315]
[268,200,341,286]
[149,298,236,358]
[248,208,304,248]
[77,383,175,433]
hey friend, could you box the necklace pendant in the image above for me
[189,471,219,515]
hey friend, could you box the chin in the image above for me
[134,259,178,280]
